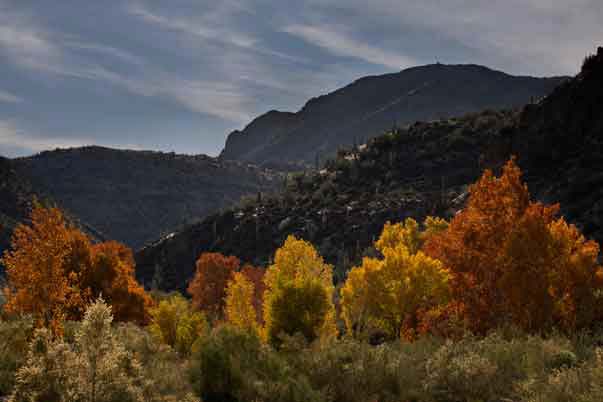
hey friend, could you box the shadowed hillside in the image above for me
[12,147,280,249]
[137,49,603,292]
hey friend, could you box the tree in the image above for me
[83,242,152,324]
[148,294,207,356]
[376,217,448,255]
[1,203,83,331]
[263,236,336,345]
[424,158,603,333]
[240,264,265,323]
[187,253,239,320]
[2,204,151,331]
[341,218,451,339]
[265,280,330,346]
[225,272,258,334]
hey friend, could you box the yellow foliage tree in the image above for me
[148,294,207,356]
[224,272,259,334]
[263,235,337,345]
[376,217,448,255]
[341,217,451,339]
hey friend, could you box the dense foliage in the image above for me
[1,203,151,332]
[4,157,603,401]
[425,159,603,334]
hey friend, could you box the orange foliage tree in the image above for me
[240,264,265,323]
[1,203,151,330]
[187,252,240,319]
[424,159,603,333]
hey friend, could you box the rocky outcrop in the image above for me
[221,64,566,168]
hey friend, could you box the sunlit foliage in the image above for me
[1,204,151,332]
[8,299,148,402]
[187,252,239,320]
[225,272,259,334]
[341,218,451,339]
[425,158,603,333]
[263,235,336,345]
[148,294,207,356]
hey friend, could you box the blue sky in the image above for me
[0,0,601,157]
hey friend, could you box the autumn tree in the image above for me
[187,253,240,320]
[341,218,451,339]
[1,203,84,330]
[240,264,265,323]
[1,203,151,331]
[263,235,337,345]
[148,294,207,356]
[83,241,152,324]
[224,272,259,334]
[425,158,603,333]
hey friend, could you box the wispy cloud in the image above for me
[283,24,418,70]
[0,90,22,104]
[127,2,256,49]
[0,120,93,155]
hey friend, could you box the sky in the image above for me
[0,0,601,158]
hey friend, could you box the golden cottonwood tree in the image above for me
[425,158,603,333]
[341,218,451,339]
[263,235,336,345]
[148,294,207,355]
[224,272,258,334]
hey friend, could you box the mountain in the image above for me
[221,64,567,168]
[136,48,603,292]
[12,146,280,249]
[0,157,35,257]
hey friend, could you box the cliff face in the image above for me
[137,49,603,293]
[221,64,566,169]
[13,147,280,249]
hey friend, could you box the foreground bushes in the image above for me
[4,307,603,401]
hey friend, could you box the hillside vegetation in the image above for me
[137,48,603,293]
[12,146,280,249]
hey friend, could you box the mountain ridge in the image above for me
[137,49,603,292]
[221,63,567,169]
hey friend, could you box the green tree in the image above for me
[263,236,336,345]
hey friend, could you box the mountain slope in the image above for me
[137,48,603,292]
[221,64,566,168]
[13,147,280,249]
[0,157,35,256]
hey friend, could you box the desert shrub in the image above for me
[7,299,196,402]
[424,333,546,402]
[289,338,424,402]
[116,323,199,402]
[189,324,321,402]
[0,317,33,396]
